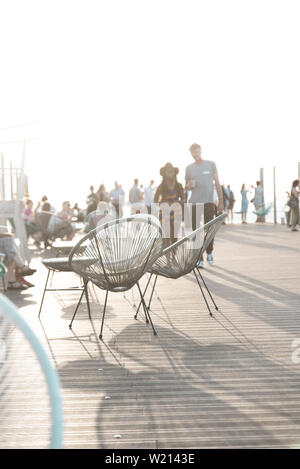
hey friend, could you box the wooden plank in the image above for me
[1,223,300,449]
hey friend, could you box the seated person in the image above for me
[22,199,42,243]
[35,202,53,248]
[73,203,84,222]
[55,201,76,240]
[38,202,75,246]
[35,196,56,215]
[0,226,36,289]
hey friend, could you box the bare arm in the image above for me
[214,172,224,212]
[154,185,162,204]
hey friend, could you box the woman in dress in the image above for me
[289,179,300,231]
[154,163,185,245]
[240,184,249,224]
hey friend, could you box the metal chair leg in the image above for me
[99,290,109,340]
[38,270,51,318]
[84,280,91,319]
[49,269,55,288]
[193,269,213,317]
[196,267,219,311]
[131,287,136,308]
[147,275,158,310]
[134,273,152,319]
[137,283,149,323]
[137,282,157,336]
[69,286,87,329]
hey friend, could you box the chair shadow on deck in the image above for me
[57,324,300,448]
[60,301,114,322]
[183,266,300,336]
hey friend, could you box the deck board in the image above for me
[2,223,300,448]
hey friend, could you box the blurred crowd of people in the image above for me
[1,144,299,292]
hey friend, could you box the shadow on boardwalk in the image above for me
[183,264,300,336]
[59,323,300,448]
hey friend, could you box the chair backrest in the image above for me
[36,211,71,238]
[0,294,63,449]
[149,213,227,278]
[69,215,164,292]
[85,209,116,232]
[35,210,52,235]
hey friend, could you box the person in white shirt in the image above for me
[129,179,146,215]
[109,181,125,218]
[144,180,155,214]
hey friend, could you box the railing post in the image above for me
[273,166,277,224]
[260,168,265,222]
[0,152,5,201]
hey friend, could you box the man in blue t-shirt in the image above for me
[185,143,223,267]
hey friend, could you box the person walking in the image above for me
[144,180,155,214]
[129,179,142,204]
[284,191,292,227]
[109,181,125,218]
[86,186,98,215]
[129,179,145,214]
[240,184,249,224]
[96,184,110,203]
[289,179,300,231]
[252,181,264,222]
[226,185,235,223]
[185,143,223,267]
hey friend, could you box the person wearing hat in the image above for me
[154,162,185,245]
[35,196,56,215]
[185,143,223,267]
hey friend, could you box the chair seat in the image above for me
[43,256,98,272]
[51,241,76,252]
[42,257,71,272]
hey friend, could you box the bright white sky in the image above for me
[0,0,299,212]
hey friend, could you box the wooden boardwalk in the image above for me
[3,223,300,448]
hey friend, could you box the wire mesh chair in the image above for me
[253,203,273,217]
[0,253,7,291]
[135,213,227,318]
[69,215,164,339]
[0,294,63,448]
[38,256,91,320]
[35,211,73,248]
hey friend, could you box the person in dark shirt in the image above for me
[154,163,185,245]
[86,185,98,215]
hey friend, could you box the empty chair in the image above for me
[69,215,163,338]
[38,251,90,319]
[135,213,227,318]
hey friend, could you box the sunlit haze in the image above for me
[1,0,300,215]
